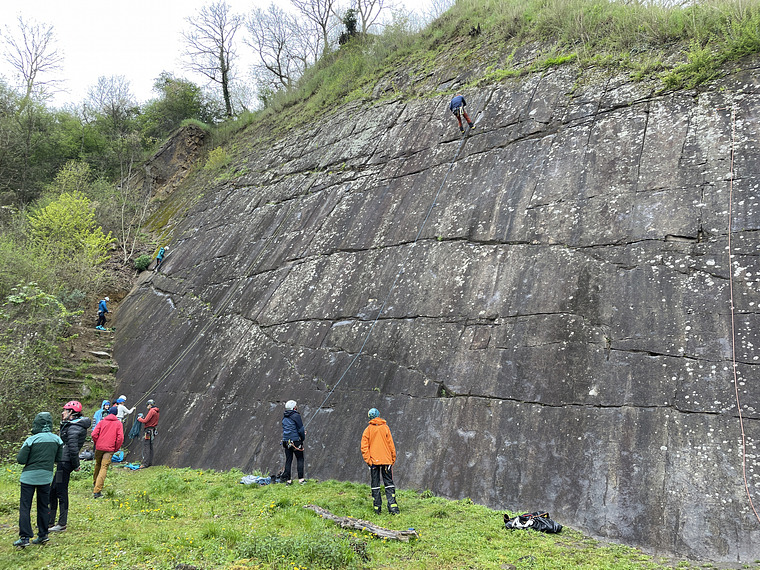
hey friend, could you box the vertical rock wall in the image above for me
[115,62,760,561]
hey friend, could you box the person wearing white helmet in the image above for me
[154,246,168,272]
[96,297,110,330]
[114,395,135,423]
[281,400,306,485]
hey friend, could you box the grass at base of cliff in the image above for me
[0,462,719,570]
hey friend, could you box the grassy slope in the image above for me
[0,463,684,570]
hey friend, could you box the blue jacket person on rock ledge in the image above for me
[450,94,475,133]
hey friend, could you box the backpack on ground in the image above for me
[504,511,562,533]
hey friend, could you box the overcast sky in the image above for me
[0,0,439,108]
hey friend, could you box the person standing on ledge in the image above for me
[361,408,400,515]
[154,246,168,272]
[449,94,475,134]
[96,296,109,330]
[281,400,306,485]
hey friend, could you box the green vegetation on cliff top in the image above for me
[256,0,760,129]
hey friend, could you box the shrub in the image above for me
[135,254,152,272]
[27,190,115,265]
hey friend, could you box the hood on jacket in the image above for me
[31,412,53,434]
[283,409,300,419]
[101,399,110,408]
[69,416,92,430]
[368,417,387,427]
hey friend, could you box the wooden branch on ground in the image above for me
[304,504,419,542]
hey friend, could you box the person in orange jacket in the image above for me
[360,408,400,515]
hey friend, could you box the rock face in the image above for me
[114,60,760,562]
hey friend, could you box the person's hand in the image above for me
[138,413,144,418]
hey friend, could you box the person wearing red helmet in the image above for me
[48,401,90,532]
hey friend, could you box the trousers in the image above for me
[19,482,50,539]
[370,465,399,514]
[93,450,114,493]
[283,440,304,480]
[142,432,155,467]
[49,462,73,526]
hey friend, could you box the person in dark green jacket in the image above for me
[15,412,63,548]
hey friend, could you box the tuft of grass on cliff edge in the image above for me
[0,462,698,569]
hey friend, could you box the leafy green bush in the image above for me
[27,190,115,265]
[203,147,230,171]
[134,254,152,272]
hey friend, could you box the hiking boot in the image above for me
[468,123,475,129]
[285,480,292,486]
[49,525,66,532]
[299,479,307,485]
[93,492,103,499]
[459,127,464,133]
[389,503,400,515]
[13,538,30,548]
[31,536,49,545]
[374,506,381,515]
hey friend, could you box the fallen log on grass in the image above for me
[304,504,419,542]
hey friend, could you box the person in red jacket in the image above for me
[90,406,124,498]
[137,399,159,468]
[360,408,400,515]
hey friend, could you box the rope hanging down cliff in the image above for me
[130,96,489,425]
[130,176,321,410]
[305,103,487,428]
[724,105,760,525]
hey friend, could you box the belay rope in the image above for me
[304,103,487,428]
[724,105,760,525]
[127,96,489,434]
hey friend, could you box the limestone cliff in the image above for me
[114,58,760,562]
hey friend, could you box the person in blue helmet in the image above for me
[361,408,400,515]
[281,400,306,485]
[449,94,475,134]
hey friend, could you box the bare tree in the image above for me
[87,76,140,183]
[2,16,63,105]
[355,0,390,34]
[182,1,243,117]
[290,0,339,57]
[1,16,63,201]
[245,4,315,90]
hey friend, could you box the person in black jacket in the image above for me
[281,400,306,485]
[48,401,91,532]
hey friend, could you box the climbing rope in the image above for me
[305,109,483,428]
[724,106,760,524]
[128,178,317,410]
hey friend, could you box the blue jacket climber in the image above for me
[449,94,474,133]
